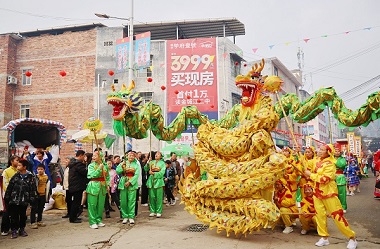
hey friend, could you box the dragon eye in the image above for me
[122,94,128,98]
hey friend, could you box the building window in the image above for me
[273,66,278,76]
[136,55,153,78]
[231,93,241,106]
[22,69,32,86]
[20,104,30,118]
[138,92,153,104]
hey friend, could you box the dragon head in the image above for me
[106,80,143,121]
[235,58,283,108]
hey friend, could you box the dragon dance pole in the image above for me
[275,91,299,148]
[327,108,333,144]
[275,91,308,178]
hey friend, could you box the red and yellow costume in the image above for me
[299,185,317,232]
[282,147,303,200]
[299,147,316,199]
[274,179,298,227]
[310,144,355,238]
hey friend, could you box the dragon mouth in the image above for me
[236,82,259,107]
[107,98,128,121]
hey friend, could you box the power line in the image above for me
[307,41,380,75]
[340,75,380,99]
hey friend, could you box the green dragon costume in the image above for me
[107,59,380,236]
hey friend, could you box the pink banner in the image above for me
[166,38,218,113]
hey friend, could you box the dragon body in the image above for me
[107,59,380,236]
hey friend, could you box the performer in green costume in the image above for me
[86,151,110,229]
[334,145,347,212]
[116,151,141,225]
[144,151,165,217]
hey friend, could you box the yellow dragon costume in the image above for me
[107,58,380,237]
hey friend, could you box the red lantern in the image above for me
[235,62,239,66]
[174,90,179,94]
[59,71,67,77]
[108,70,114,76]
[160,85,166,90]
[25,71,32,77]
[186,95,191,99]
[210,105,214,108]
[147,77,153,82]
[197,99,201,103]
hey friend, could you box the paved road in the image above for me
[0,175,379,249]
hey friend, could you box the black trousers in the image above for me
[8,204,27,231]
[69,191,82,222]
[135,187,140,216]
[65,191,73,216]
[30,195,46,223]
[1,210,10,233]
[165,185,175,203]
[141,184,148,204]
[110,191,120,210]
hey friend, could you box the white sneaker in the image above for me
[170,200,176,206]
[282,227,293,234]
[149,213,156,217]
[122,218,128,224]
[1,231,8,236]
[301,229,307,235]
[129,219,135,224]
[347,239,358,249]
[141,203,148,207]
[156,213,162,218]
[97,222,106,227]
[90,224,98,229]
[165,203,170,207]
[315,238,330,247]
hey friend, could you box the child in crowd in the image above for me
[107,159,121,217]
[30,164,50,229]
[345,159,361,196]
[4,159,37,239]
[164,160,176,206]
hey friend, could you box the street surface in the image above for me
[0,174,379,249]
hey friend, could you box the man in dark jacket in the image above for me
[68,150,87,223]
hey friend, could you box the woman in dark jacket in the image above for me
[4,159,37,239]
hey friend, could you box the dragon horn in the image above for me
[121,84,127,91]
[257,58,265,72]
[111,84,115,92]
[127,80,135,91]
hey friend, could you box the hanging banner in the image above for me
[354,136,361,156]
[116,32,152,73]
[347,132,355,155]
[135,31,151,70]
[166,38,218,131]
[116,37,131,73]
[305,136,312,147]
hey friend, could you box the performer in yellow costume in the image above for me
[305,144,357,249]
[281,147,302,200]
[299,146,316,199]
[273,179,298,234]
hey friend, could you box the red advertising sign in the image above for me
[166,38,218,113]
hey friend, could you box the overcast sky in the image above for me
[1,0,379,110]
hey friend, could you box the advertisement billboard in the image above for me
[166,38,218,132]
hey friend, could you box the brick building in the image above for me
[0,24,104,158]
